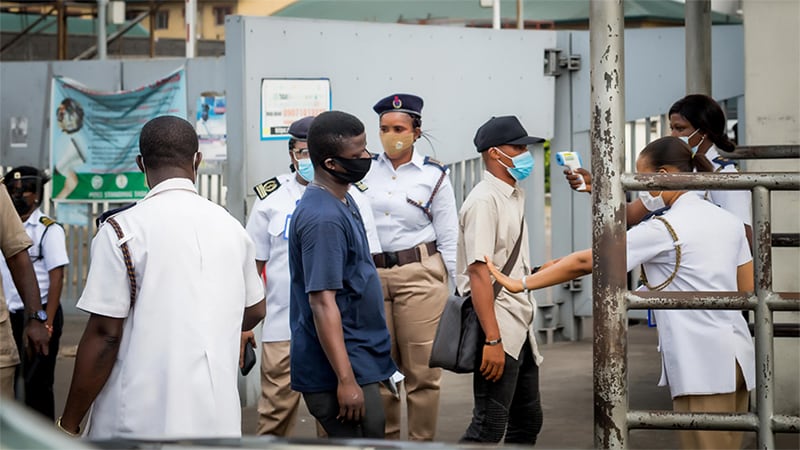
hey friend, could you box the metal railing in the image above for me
[595,148,800,448]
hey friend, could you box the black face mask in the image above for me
[11,195,31,216]
[324,156,372,183]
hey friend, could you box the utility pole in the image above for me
[186,0,197,58]
[97,0,108,59]
[685,0,712,95]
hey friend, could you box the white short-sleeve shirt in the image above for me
[1,208,69,311]
[701,145,752,226]
[627,193,754,398]
[363,150,458,280]
[78,178,264,440]
[457,171,542,365]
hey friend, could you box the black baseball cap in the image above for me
[474,116,544,152]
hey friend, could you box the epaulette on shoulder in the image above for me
[253,176,282,200]
[639,206,671,225]
[371,153,379,160]
[353,181,368,192]
[96,202,136,228]
[712,156,736,168]
[423,156,448,172]
[39,215,58,228]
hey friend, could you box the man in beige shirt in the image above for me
[456,116,544,444]
[0,182,48,397]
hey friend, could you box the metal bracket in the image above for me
[544,48,581,77]
[562,278,583,292]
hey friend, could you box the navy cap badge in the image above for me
[392,96,402,109]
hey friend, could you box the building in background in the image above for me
[1,0,743,61]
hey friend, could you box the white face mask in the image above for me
[640,191,666,212]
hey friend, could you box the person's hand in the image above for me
[336,380,365,422]
[239,331,256,368]
[564,168,592,193]
[45,319,54,338]
[484,256,525,293]
[480,343,506,382]
[25,321,49,356]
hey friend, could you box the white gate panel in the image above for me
[225,16,558,220]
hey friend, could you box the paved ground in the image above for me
[44,313,799,448]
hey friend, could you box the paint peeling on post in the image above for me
[590,1,628,448]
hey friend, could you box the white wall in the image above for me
[743,0,800,416]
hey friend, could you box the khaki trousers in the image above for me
[256,340,301,437]
[673,363,749,449]
[0,365,15,398]
[378,245,449,441]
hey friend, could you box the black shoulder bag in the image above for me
[428,220,525,373]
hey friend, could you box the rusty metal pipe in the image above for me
[753,185,776,448]
[589,1,628,448]
[718,145,800,160]
[622,172,800,191]
[626,291,799,311]
[628,411,758,431]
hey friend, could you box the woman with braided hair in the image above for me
[489,136,755,450]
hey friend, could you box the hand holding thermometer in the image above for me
[555,151,587,192]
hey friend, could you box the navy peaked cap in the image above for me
[373,93,423,117]
[474,116,544,152]
[288,116,315,140]
[3,166,50,186]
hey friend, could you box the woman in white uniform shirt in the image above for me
[490,136,755,450]
[362,93,458,441]
[566,95,752,245]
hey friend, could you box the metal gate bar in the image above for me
[614,173,800,449]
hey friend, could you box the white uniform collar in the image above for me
[23,208,43,226]
[377,148,425,170]
[704,144,720,162]
[143,178,198,201]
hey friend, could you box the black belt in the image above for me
[373,241,438,269]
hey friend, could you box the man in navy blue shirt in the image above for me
[288,111,396,438]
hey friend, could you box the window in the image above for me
[213,6,232,26]
[155,10,169,30]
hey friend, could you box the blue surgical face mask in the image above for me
[495,147,534,181]
[679,129,702,155]
[296,158,314,183]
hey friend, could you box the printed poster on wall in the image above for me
[49,68,187,201]
[260,78,331,140]
[195,94,227,162]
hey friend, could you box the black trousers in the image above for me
[303,382,385,439]
[10,304,62,420]
[461,339,544,445]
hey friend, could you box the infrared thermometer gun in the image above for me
[556,151,587,192]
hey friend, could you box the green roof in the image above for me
[273,0,741,26]
[0,12,149,37]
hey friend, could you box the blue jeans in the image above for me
[302,382,385,438]
[461,339,543,444]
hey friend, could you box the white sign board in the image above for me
[260,78,331,140]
